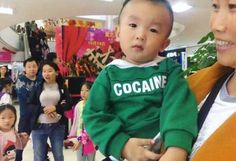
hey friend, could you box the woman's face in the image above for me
[80,84,90,101]
[42,64,57,84]
[0,66,7,77]
[210,0,236,68]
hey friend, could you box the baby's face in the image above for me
[116,0,171,65]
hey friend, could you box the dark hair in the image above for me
[41,61,64,85]
[23,57,38,67]
[46,52,57,62]
[81,81,93,90]
[0,104,17,128]
[118,0,174,37]
[0,78,12,91]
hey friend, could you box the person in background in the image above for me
[46,52,65,75]
[30,61,72,161]
[188,0,236,160]
[83,0,198,161]
[0,65,12,81]
[15,57,41,161]
[0,104,28,161]
[46,52,59,64]
[68,81,96,161]
[45,52,71,149]
[0,65,17,105]
[0,79,13,104]
[0,65,8,79]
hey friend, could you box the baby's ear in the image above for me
[160,39,170,52]
[115,26,120,41]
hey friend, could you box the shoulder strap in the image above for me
[197,70,234,130]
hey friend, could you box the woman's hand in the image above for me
[43,105,56,114]
[122,138,162,161]
[47,111,58,118]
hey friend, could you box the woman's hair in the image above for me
[46,52,57,62]
[41,61,64,85]
[82,81,93,90]
[0,104,17,128]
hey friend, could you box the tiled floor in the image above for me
[15,103,105,161]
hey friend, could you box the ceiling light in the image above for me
[172,2,192,13]
[76,15,117,21]
[76,15,107,21]
[0,7,13,15]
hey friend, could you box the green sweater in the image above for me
[83,58,198,159]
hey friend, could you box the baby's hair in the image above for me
[0,104,17,128]
[82,81,93,90]
[118,0,174,37]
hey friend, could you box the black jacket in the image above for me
[29,80,72,128]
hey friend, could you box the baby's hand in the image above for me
[122,138,162,161]
[159,147,187,161]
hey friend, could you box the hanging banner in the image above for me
[0,52,11,62]
[56,26,123,79]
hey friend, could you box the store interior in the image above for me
[0,0,216,161]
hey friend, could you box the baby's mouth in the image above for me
[132,45,144,51]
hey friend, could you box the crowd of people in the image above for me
[1,0,236,161]
[26,21,50,63]
[0,52,97,161]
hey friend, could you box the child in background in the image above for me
[15,57,41,161]
[83,0,198,161]
[0,104,28,161]
[68,81,96,161]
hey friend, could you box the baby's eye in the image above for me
[129,23,137,28]
[229,3,236,10]
[212,3,219,12]
[150,28,158,33]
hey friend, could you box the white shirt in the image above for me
[0,93,12,105]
